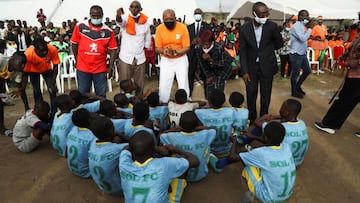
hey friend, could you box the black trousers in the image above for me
[188,51,198,97]
[280,54,292,77]
[322,78,360,129]
[246,63,273,122]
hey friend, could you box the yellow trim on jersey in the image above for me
[96,141,110,145]
[168,178,187,203]
[131,124,144,129]
[270,145,281,149]
[287,121,300,124]
[180,131,196,135]
[211,108,224,111]
[134,158,154,167]
[203,147,209,158]
[242,166,261,193]
[234,107,245,110]
[79,127,89,131]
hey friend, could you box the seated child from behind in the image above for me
[229,122,296,203]
[66,108,96,178]
[89,115,128,196]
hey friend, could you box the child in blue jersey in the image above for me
[50,93,101,157]
[194,89,234,172]
[161,111,216,181]
[12,101,51,153]
[229,91,249,144]
[119,130,199,203]
[66,108,96,178]
[160,111,216,202]
[229,122,296,203]
[124,102,158,144]
[147,92,169,131]
[99,99,132,136]
[114,93,133,115]
[253,99,309,167]
[89,115,128,196]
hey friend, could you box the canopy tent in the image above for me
[0,0,198,26]
[227,0,360,23]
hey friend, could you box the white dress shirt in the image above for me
[117,14,151,65]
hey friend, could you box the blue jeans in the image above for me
[289,53,311,94]
[28,71,57,115]
[76,70,107,97]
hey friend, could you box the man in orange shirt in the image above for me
[155,9,190,103]
[23,36,59,116]
[310,16,328,72]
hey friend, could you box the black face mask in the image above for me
[164,21,176,30]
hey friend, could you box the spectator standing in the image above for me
[36,8,47,28]
[278,22,292,78]
[71,5,118,97]
[239,1,283,123]
[22,36,59,116]
[315,33,360,136]
[155,9,190,103]
[187,8,211,98]
[14,26,31,52]
[289,10,315,99]
[115,1,151,96]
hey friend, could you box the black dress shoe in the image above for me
[291,92,303,98]
[297,88,306,95]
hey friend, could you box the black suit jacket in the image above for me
[187,21,211,60]
[15,32,32,51]
[240,20,283,77]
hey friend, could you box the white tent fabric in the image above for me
[227,0,360,22]
[0,0,198,26]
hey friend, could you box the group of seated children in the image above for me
[11,77,309,202]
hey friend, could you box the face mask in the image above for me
[194,14,202,22]
[301,19,309,25]
[130,13,141,18]
[164,21,176,30]
[285,27,291,31]
[253,11,267,24]
[91,18,102,25]
[202,42,214,53]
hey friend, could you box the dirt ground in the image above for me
[0,69,359,203]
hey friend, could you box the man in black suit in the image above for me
[240,2,283,123]
[14,26,31,52]
[187,8,210,98]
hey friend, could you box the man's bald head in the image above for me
[163,9,176,21]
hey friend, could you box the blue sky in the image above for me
[195,0,234,12]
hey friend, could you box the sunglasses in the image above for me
[130,5,140,9]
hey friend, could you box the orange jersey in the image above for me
[311,24,327,40]
[24,44,60,73]
[155,22,190,58]
[328,40,336,49]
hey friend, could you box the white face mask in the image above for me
[91,18,103,25]
[253,11,267,24]
[202,42,214,53]
[301,19,309,25]
[130,12,141,18]
[285,27,291,31]
[194,14,202,22]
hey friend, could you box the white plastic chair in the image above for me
[306,47,320,75]
[60,55,77,93]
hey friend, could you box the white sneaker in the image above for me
[355,132,360,138]
[312,70,317,74]
[319,70,325,74]
[314,122,335,134]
